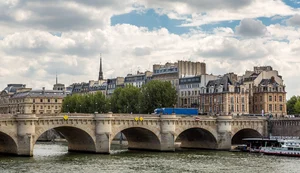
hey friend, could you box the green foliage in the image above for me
[62,92,109,113]
[294,100,300,114]
[287,95,300,114]
[62,81,177,114]
[139,80,177,114]
[110,85,140,113]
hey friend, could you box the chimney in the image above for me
[42,87,45,94]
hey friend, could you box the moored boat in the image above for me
[260,139,300,157]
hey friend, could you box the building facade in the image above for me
[124,71,152,88]
[0,87,66,115]
[178,74,220,108]
[152,60,206,89]
[241,66,287,117]
[107,77,125,96]
[0,84,28,114]
[199,76,249,115]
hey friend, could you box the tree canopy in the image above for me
[62,80,177,114]
[139,80,177,114]
[110,85,140,113]
[62,92,109,113]
[287,95,300,114]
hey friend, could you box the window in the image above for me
[40,99,43,103]
[48,106,50,109]
[269,104,272,111]
[279,96,283,102]
[242,97,245,103]
[275,96,277,102]
[260,96,263,101]
[48,99,50,103]
[280,104,283,111]
[269,96,272,102]
[231,97,234,104]
[33,99,35,103]
[242,105,245,112]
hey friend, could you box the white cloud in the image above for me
[1,0,300,99]
[138,0,299,27]
[287,14,300,26]
[1,24,300,98]
[235,18,268,37]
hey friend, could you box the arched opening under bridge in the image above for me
[33,126,96,155]
[0,131,18,155]
[112,127,161,151]
[232,129,262,145]
[175,128,218,149]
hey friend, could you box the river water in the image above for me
[0,142,299,173]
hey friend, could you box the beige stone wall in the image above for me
[9,97,63,114]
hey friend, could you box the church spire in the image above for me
[98,54,103,80]
[56,72,58,84]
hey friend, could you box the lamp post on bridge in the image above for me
[95,102,98,113]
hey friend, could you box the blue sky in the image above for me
[111,0,299,35]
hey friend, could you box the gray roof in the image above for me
[259,79,279,86]
[206,76,232,91]
[11,90,66,99]
[3,84,26,94]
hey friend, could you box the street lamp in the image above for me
[95,102,98,112]
[80,104,82,113]
[108,102,111,113]
[67,104,69,113]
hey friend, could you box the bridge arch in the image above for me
[175,127,218,149]
[34,125,96,153]
[0,131,18,155]
[111,127,161,151]
[231,128,263,145]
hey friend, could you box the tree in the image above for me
[110,85,140,113]
[287,96,300,114]
[294,100,300,114]
[139,80,177,114]
[61,92,109,113]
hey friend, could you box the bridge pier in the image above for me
[216,116,232,150]
[160,114,177,151]
[16,114,37,156]
[94,113,112,154]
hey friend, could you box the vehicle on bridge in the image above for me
[154,108,198,116]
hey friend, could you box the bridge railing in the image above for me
[0,114,14,119]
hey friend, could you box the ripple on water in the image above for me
[0,143,300,173]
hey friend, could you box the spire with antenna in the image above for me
[98,53,103,80]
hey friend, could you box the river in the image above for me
[0,142,299,173]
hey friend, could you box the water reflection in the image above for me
[0,142,299,173]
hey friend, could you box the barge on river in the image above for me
[260,139,300,157]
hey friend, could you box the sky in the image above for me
[0,0,300,98]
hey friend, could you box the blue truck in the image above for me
[154,108,198,116]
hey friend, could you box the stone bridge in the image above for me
[0,113,268,156]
